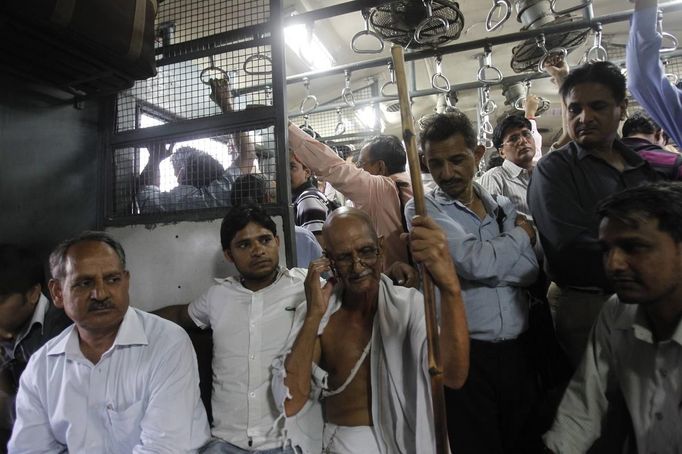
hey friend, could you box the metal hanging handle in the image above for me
[342,70,356,107]
[586,23,608,62]
[381,62,398,97]
[536,97,551,116]
[549,0,593,16]
[351,8,385,54]
[657,10,679,53]
[334,108,346,135]
[513,81,531,111]
[431,56,451,93]
[485,0,511,32]
[479,130,494,148]
[480,85,497,115]
[414,0,450,45]
[537,34,568,73]
[299,77,319,114]
[476,46,504,84]
[242,53,273,75]
[200,54,230,85]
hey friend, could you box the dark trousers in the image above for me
[445,337,540,454]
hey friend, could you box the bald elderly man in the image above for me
[273,207,469,454]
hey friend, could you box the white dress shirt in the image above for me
[544,297,682,453]
[477,159,532,218]
[9,307,210,454]
[188,267,308,450]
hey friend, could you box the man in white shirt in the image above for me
[8,231,210,453]
[544,182,682,453]
[154,205,317,454]
[479,115,537,217]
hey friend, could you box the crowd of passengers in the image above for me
[2,1,682,452]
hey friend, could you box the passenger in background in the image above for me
[290,151,334,246]
[273,208,468,454]
[289,125,413,269]
[136,78,257,212]
[627,0,682,149]
[9,232,209,452]
[621,111,682,180]
[527,61,660,368]
[231,174,322,268]
[410,112,540,453]
[0,245,71,449]
[544,182,682,453]
[479,115,536,218]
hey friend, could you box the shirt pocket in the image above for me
[106,400,144,453]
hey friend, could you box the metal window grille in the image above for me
[110,125,277,219]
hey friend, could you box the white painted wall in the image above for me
[106,216,286,312]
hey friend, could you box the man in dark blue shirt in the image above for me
[527,61,660,367]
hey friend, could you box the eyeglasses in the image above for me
[503,130,534,146]
[329,246,380,271]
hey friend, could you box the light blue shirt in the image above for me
[295,226,322,268]
[9,307,210,453]
[627,5,682,148]
[405,183,538,341]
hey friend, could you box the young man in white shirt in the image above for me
[544,182,682,453]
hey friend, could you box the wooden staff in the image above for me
[391,44,450,454]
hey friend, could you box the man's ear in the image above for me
[419,153,430,173]
[25,283,42,307]
[377,236,385,257]
[48,279,64,309]
[377,160,388,176]
[223,249,234,263]
[619,98,629,121]
[473,145,486,167]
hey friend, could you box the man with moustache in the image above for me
[527,61,660,367]
[8,232,210,452]
[274,207,469,453]
[544,182,682,453]
[409,111,540,453]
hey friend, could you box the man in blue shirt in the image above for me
[406,112,539,453]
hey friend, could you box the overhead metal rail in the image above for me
[287,48,682,117]
[286,0,682,85]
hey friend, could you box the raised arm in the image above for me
[627,0,682,147]
[288,123,395,208]
[138,142,173,188]
[282,258,332,416]
[543,54,571,151]
[408,215,469,389]
[209,78,256,174]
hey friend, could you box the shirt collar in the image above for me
[501,159,530,178]
[215,266,290,290]
[614,303,682,346]
[431,182,498,218]
[47,306,147,357]
[574,139,648,169]
[14,293,50,346]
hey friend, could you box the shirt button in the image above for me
[250,322,256,328]
[655,412,663,421]
[249,392,255,398]
[249,354,255,360]
[660,369,667,378]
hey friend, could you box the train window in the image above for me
[107,124,277,222]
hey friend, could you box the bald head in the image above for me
[323,207,378,246]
